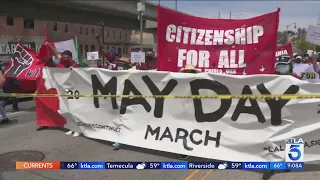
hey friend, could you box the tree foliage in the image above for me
[296,34,315,52]
[278,27,320,53]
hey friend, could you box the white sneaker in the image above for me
[65,131,73,135]
[73,132,80,137]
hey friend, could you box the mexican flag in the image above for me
[52,37,84,66]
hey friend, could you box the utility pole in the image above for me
[175,0,177,10]
[99,21,105,66]
[229,11,231,19]
[137,2,145,52]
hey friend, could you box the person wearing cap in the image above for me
[95,34,119,69]
[44,42,81,137]
[115,57,133,70]
[178,64,199,160]
[45,42,79,68]
[302,53,313,64]
[179,64,200,73]
[137,49,157,70]
[292,55,302,64]
[275,54,301,79]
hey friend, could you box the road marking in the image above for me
[201,170,214,180]
[183,170,199,180]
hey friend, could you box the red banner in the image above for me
[157,6,280,75]
[276,43,293,57]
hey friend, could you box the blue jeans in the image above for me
[10,97,18,111]
[0,101,8,120]
[0,89,8,120]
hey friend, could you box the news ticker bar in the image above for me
[16,162,304,170]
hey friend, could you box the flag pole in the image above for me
[75,36,83,66]
[44,25,50,42]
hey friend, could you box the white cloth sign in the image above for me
[42,68,320,162]
[293,63,320,83]
[306,25,320,45]
[131,52,145,63]
[87,51,99,60]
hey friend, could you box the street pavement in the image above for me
[0,100,320,180]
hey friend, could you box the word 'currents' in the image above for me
[166,25,264,45]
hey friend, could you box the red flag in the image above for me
[35,73,66,127]
[276,43,293,57]
[157,6,280,75]
[5,43,44,80]
[37,25,53,59]
[35,25,66,128]
[4,43,45,92]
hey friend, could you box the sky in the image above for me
[150,0,320,31]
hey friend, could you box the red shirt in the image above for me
[137,59,157,70]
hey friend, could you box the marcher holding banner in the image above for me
[178,64,199,160]
[137,49,157,70]
[45,42,79,68]
[44,42,82,136]
[112,57,133,149]
[275,55,301,79]
[157,6,280,75]
[95,34,119,69]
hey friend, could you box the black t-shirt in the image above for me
[3,77,20,93]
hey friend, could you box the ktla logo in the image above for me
[285,138,304,162]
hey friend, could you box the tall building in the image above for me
[0,16,155,62]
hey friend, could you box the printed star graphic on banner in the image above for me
[260,65,265,72]
[242,69,247,75]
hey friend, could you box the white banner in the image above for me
[293,63,320,83]
[306,25,320,46]
[42,68,320,162]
